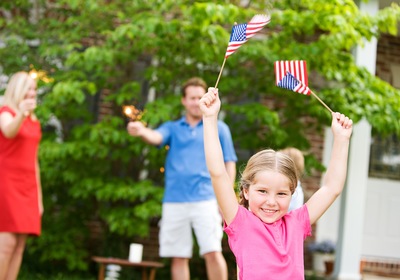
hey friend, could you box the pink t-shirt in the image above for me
[224,204,312,280]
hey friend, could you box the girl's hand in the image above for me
[199,87,220,118]
[332,112,353,139]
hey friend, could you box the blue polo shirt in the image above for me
[156,116,237,203]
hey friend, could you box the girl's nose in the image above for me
[265,196,276,206]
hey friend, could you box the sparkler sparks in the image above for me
[123,105,143,121]
[29,65,53,83]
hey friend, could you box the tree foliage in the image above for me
[0,0,399,274]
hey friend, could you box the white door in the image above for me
[362,178,400,259]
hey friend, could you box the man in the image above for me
[127,77,237,280]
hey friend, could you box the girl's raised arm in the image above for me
[306,112,353,224]
[200,88,239,225]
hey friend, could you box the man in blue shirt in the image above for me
[127,77,237,280]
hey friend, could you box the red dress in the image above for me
[0,106,42,235]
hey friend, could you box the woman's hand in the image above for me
[18,98,37,116]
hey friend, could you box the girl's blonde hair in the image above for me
[3,71,34,111]
[238,149,298,209]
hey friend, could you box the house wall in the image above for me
[360,32,400,265]
[315,10,400,280]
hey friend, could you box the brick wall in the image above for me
[302,117,326,270]
[376,34,400,83]
[360,258,400,278]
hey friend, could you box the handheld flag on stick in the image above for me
[224,14,271,58]
[275,60,309,94]
[274,60,333,113]
[215,14,271,88]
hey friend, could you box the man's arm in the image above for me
[127,121,163,146]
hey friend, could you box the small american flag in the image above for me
[275,60,310,95]
[225,14,271,58]
[277,72,310,95]
[275,60,334,112]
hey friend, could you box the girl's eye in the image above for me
[258,190,267,194]
[278,193,288,196]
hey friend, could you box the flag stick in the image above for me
[309,89,333,114]
[215,58,227,88]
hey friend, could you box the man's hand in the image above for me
[127,121,146,137]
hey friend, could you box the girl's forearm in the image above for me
[203,116,226,177]
[323,138,350,195]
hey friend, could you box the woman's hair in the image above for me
[181,77,207,97]
[238,149,298,209]
[3,71,34,110]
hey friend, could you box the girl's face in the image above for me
[244,170,292,224]
[25,79,37,99]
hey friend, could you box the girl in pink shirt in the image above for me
[200,88,353,280]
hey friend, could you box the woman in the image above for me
[0,71,43,280]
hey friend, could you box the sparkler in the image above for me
[123,105,143,121]
[29,65,53,83]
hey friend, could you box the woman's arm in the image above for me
[36,158,44,216]
[0,111,26,138]
[1,98,37,138]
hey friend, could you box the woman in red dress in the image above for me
[0,71,43,280]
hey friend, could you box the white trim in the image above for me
[334,119,371,279]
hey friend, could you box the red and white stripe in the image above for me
[274,60,309,87]
[225,44,242,58]
[293,81,311,95]
[245,14,271,39]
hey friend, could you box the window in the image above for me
[369,134,400,180]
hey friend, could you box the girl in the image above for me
[200,87,352,280]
